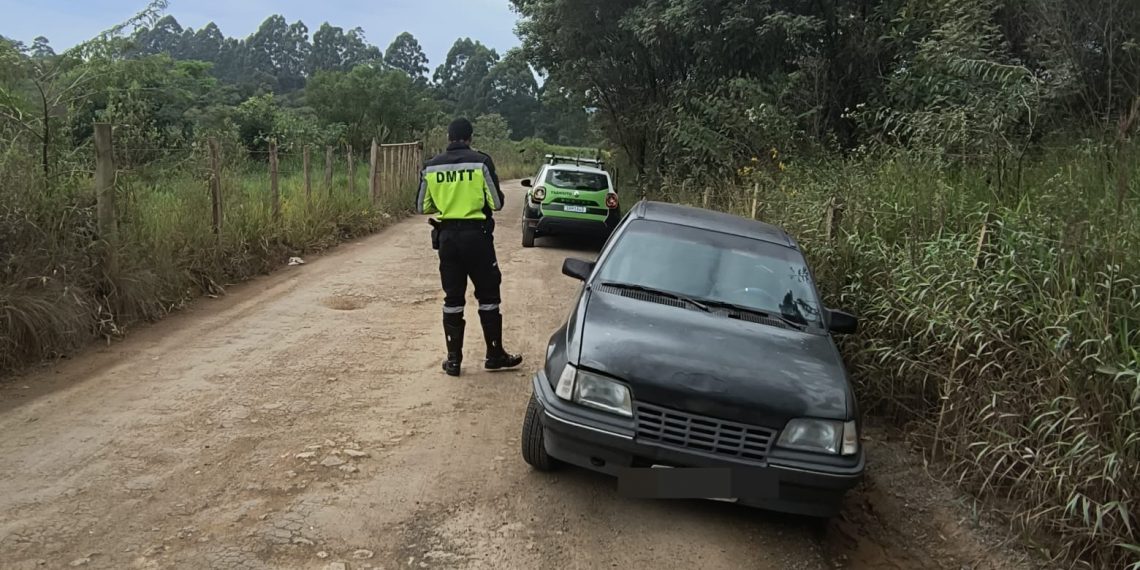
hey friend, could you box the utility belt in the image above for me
[428,217,494,250]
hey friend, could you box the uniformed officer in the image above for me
[416,118,523,377]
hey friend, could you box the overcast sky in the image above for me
[0,0,522,69]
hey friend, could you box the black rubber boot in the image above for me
[479,310,523,370]
[442,313,464,377]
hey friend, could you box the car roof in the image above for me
[543,164,608,175]
[629,200,797,248]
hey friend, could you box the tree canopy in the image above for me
[113,15,592,147]
[511,0,1140,178]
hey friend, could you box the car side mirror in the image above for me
[521,179,532,188]
[827,309,858,335]
[562,258,595,281]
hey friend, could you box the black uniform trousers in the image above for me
[438,221,501,314]
[437,220,507,358]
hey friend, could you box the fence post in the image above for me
[406,145,413,189]
[391,146,398,193]
[399,145,407,191]
[94,123,118,274]
[824,197,844,242]
[346,143,355,195]
[974,212,997,269]
[384,146,393,196]
[269,139,280,219]
[750,182,760,219]
[406,145,414,189]
[324,145,334,194]
[370,139,380,203]
[416,142,424,191]
[209,138,222,238]
[303,145,312,202]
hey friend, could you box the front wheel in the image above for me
[521,394,556,471]
[522,222,536,248]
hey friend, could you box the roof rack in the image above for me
[545,153,605,169]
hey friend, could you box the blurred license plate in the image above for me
[649,465,738,503]
[564,205,588,213]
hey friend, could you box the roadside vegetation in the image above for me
[1,2,600,373]
[512,0,1140,567]
[3,0,1137,567]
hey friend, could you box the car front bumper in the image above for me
[531,373,864,518]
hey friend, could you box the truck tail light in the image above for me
[532,187,546,203]
[605,194,619,209]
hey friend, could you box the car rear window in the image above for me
[545,169,608,191]
[595,220,824,327]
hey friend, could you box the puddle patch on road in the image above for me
[322,296,370,311]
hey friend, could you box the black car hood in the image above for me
[576,288,851,427]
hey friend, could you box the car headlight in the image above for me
[554,364,632,417]
[777,419,859,456]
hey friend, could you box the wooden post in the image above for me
[269,139,280,219]
[324,145,334,194]
[209,138,222,237]
[346,143,356,195]
[369,139,380,203]
[391,146,399,193]
[407,145,413,187]
[824,197,844,242]
[384,146,392,195]
[750,182,760,219]
[94,123,118,274]
[415,142,424,191]
[973,212,997,269]
[404,145,412,189]
[303,145,312,202]
[702,184,711,209]
[406,145,413,189]
[400,145,407,189]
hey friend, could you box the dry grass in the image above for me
[0,149,417,375]
[640,145,1140,569]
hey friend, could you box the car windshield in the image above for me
[594,220,824,327]
[546,169,608,191]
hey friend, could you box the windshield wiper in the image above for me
[695,298,807,329]
[599,282,709,312]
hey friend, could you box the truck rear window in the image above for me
[546,170,608,191]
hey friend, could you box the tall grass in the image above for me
[1,150,416,374]
[640,144,1140,568]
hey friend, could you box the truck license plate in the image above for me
[564,205,587,213]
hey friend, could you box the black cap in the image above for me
[448,117,474,142]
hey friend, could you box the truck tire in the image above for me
[521,394,556,471]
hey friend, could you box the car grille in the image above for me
[634,403,778,463]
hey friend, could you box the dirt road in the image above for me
[0,182,837,569]
[0,182,1033,570]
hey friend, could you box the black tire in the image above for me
[521,394,556,471]
[522,223,536,248]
